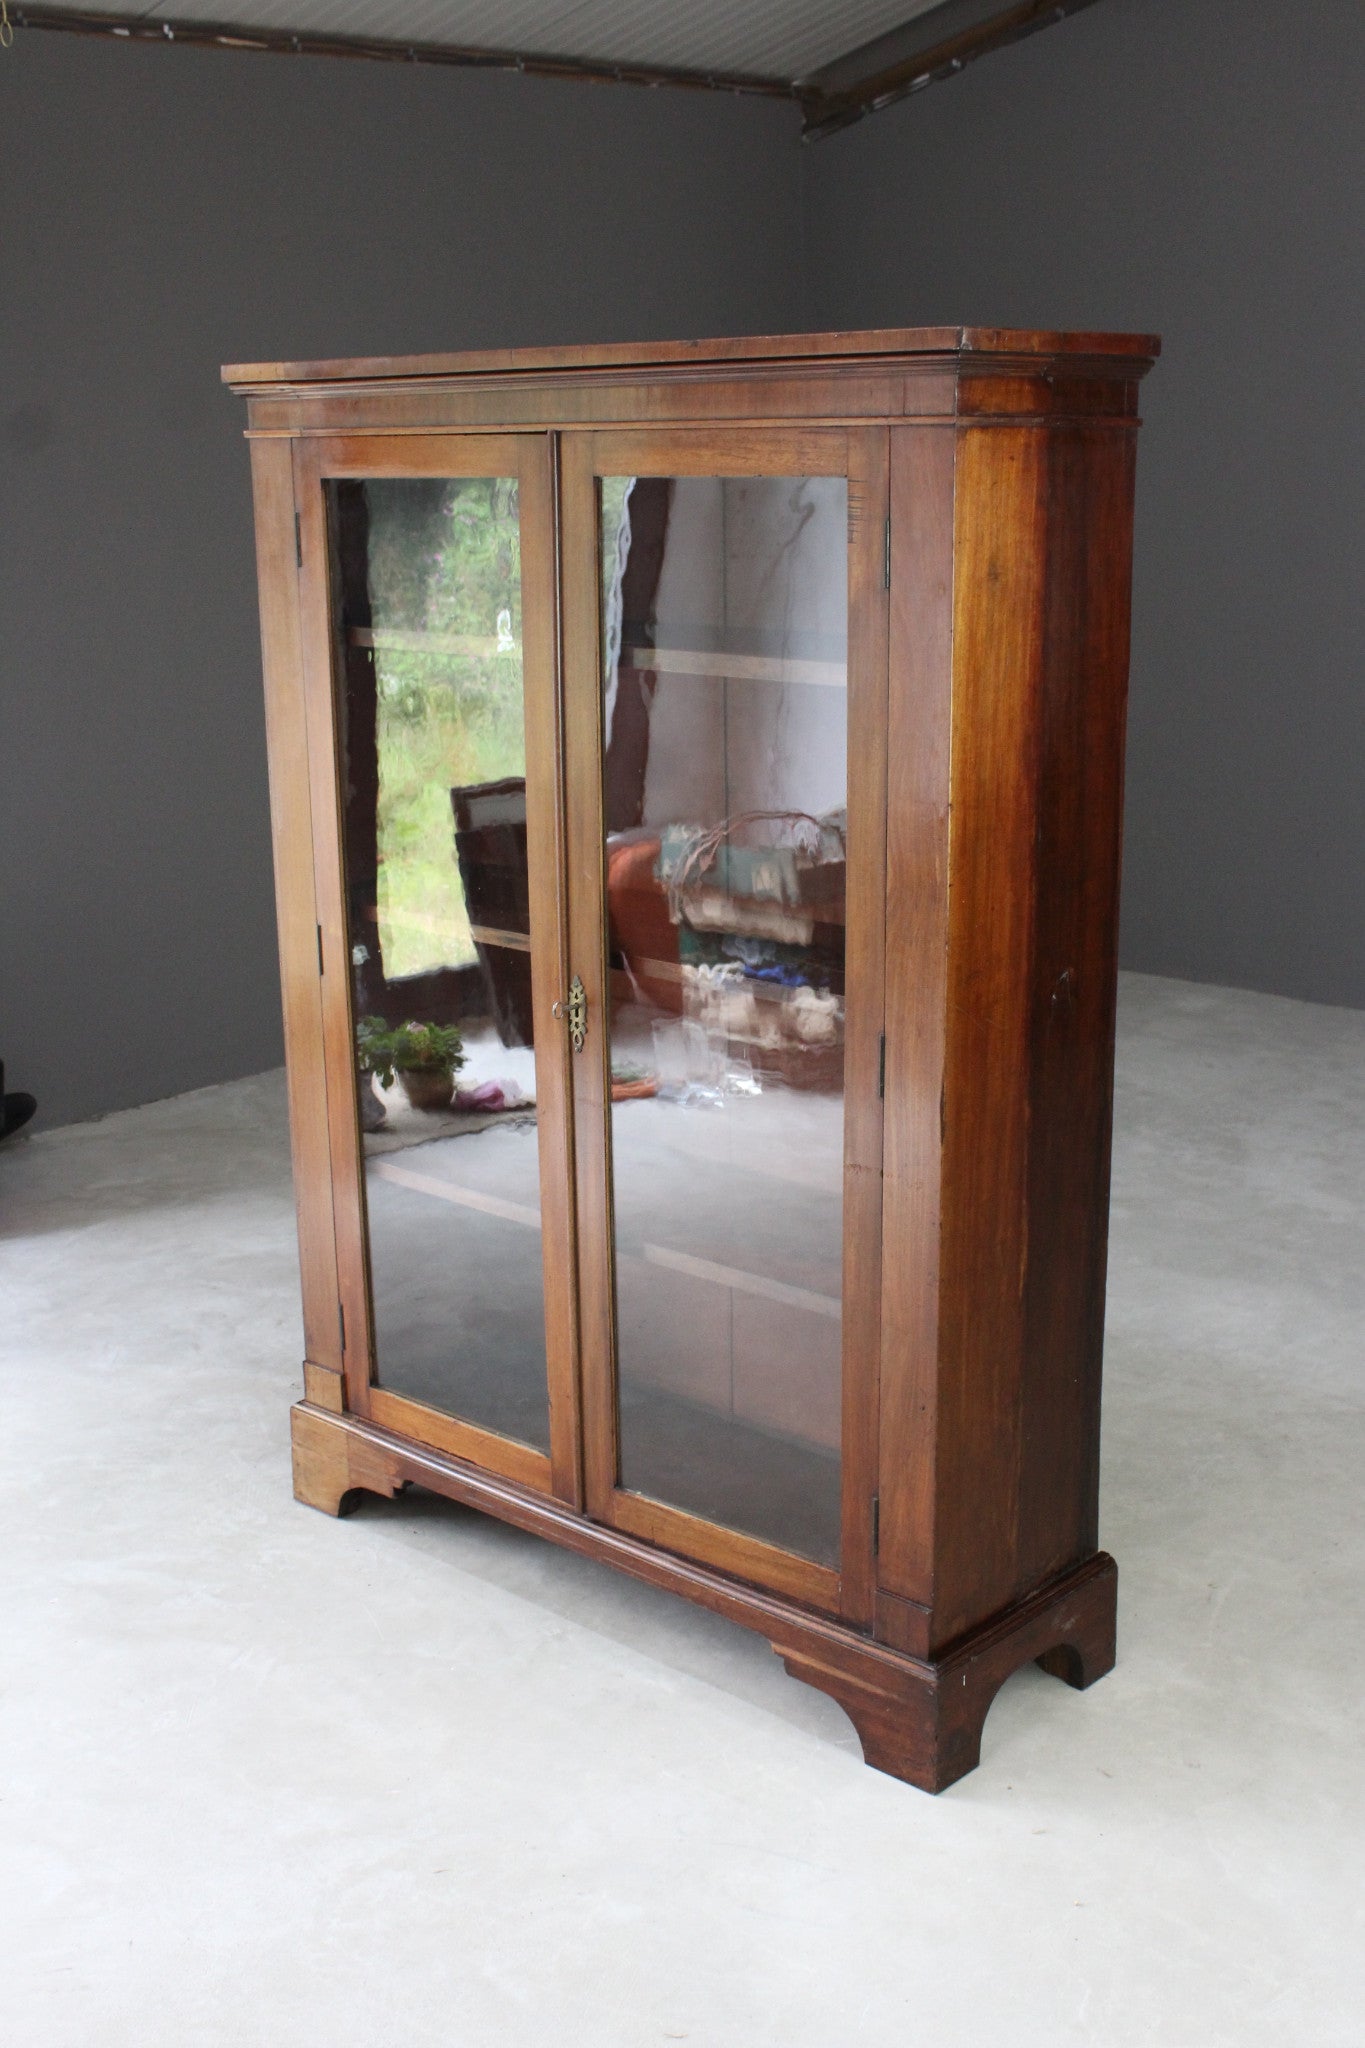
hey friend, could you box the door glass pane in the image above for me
[330,476,549,1452]
[599,475,848,1566]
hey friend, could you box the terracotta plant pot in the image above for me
[398,1068,455,1113]
[610,1076,659,1102]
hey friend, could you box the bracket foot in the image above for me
[778,1553,1117,1792]
[291,1401,404,1517]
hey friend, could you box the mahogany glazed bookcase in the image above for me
[226,327,1158,1792]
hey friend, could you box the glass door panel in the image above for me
[328,471,551,1455]
[597,472,850,1568]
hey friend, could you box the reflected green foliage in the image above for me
[599,475,632,683]
[365,477,524,980]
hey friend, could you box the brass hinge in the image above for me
[553,974,588,1053]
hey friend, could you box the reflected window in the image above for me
[329,477,549,1453]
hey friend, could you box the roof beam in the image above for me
[8,6,794,102]
[11,0,1100,137]
[797,0,1105,139]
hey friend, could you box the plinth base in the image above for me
[291,1400,1115,1793]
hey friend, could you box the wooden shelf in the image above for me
[469,923,530,954]
[350,626,521,658]
[624,647,846,689]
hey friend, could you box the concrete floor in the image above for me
[2,973,1362,2046]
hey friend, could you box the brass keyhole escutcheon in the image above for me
[553,975,587,1052]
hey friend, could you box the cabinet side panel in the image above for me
[877,426,955,1606]
[248,436,340,1376]
[933,424,1049,1643]
[1014,425,1138,1591]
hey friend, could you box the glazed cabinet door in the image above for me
[561,428,889,1620]
[292,434,580,1502]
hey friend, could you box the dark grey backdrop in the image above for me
[0,36,803,1127]
[804,0,1365,1010]
[4,0,1362,1129]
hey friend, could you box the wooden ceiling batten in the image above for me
[12,0,1108,135]
[798,0,1107,138]
[8,4,796,99]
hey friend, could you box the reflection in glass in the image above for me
[600,475,849,1565]
[330,477,549,1451]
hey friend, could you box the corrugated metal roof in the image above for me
[61,0,947,82]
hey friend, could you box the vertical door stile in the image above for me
[560,432,621,1522]
[521,431,585,1507]
[877,423,956,1621]
[838,426,892,1630]
[249,434,341,1397]
[292,438,374,1419]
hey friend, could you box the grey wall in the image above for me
[6,2,1363,1132]
[0,35,803,1128]
[803,0,1365,1008]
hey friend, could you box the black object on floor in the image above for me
[1,1061,37,1142]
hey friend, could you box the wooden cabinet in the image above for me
[226,327,1157,1791]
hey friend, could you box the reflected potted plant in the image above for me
[357,1017,465,1114]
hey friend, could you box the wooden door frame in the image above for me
[248,436,342,1399]
[291,430,580,1503]
[559,423,890,1622]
